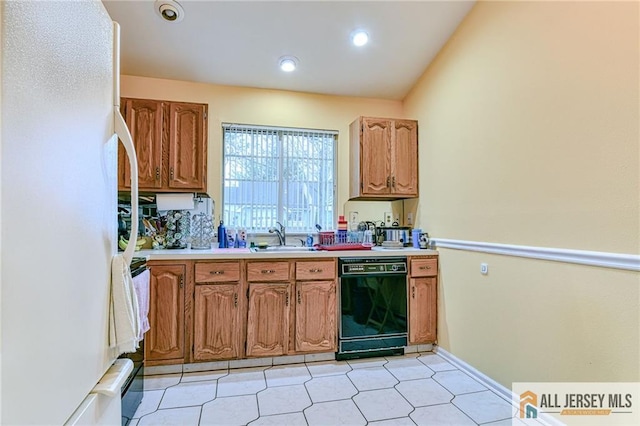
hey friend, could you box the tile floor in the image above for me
[130,352,527,425]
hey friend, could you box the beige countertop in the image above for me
[137,246,438,261]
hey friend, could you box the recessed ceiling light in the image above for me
[351,30,369,47]
[279,56,298,72]
[155,0,185,23]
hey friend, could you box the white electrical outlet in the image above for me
[384,212,392,226]
[480,263,489,275]
[407,213,413,226]
[349,211,358,224]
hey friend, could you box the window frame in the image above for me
[221,123,338,235]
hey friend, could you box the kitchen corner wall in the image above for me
[404,0,639,386]
[120,76,403,224]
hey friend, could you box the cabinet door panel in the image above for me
[168,102,207,191]
[246,283,290,357]
[146,264,185,361]
[392,120,418,196]
[361,118,392,195]
[194,284,240,361]
[295,281,336,353]
[120,99,163,190]
[408,277,437,344]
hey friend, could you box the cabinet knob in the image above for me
[285,292,289,306]
[209,270,225,275]
[386,176,391,188]
[419,266,432,270]
[309,268,323,273]
[261,269,275,274]
[297,290,301,304]
[234,293,238,307]
[170,167,174,180]
[155,167,160,181]
[180,275,184,289]
[392,176,396,188]
[412,286,415,299]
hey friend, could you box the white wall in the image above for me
[404,0,639,386]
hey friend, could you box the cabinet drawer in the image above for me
[410,258,438,277]
[247,261,290,282]
[295,260,336,281]
[195,262,240,283]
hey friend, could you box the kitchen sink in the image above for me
[251,246,315,253]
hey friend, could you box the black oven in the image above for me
[337,257,408,360]
[120,257,147,426]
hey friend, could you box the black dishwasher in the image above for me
[338,257,408,360]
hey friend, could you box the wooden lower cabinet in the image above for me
[295,280,336,352]
[408,276,437,344]
[246,283,291,357]
[146,263,186,363]
[145,256,436,366]
[193,284,242,361]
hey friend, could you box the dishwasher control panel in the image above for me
[339,257,407,275]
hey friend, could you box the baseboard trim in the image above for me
[432,238,640,272]
[434,346,512,402]
[434,346,564,426]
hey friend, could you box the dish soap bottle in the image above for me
[217,219,227,248]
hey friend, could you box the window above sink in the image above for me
[222,124,337,234]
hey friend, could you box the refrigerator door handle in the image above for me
[114,112,138,265]
[113,22,139,265]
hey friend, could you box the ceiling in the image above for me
[103,0,476,100]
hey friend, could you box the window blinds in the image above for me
[222,124,337,233]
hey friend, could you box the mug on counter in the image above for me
[419,232,430,249]
[412,229,422,248]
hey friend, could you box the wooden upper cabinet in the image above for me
[146,263,185,362]
[119,99,163,190]
[168,102,207,191]
[361,118,392,196]
[392,120,419,196]
[118,97,208,193]
[349,116,418,200]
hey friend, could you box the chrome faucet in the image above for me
[269,221,286,246]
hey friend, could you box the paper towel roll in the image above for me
[156,193,195,211]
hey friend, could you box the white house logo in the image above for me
[520,390,538,418]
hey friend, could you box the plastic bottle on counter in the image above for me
[226,227,236,248]
[217,219,227,248]
[337,215,348,231]
[237,228,247,248]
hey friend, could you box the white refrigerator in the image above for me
[1,1,139,424]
